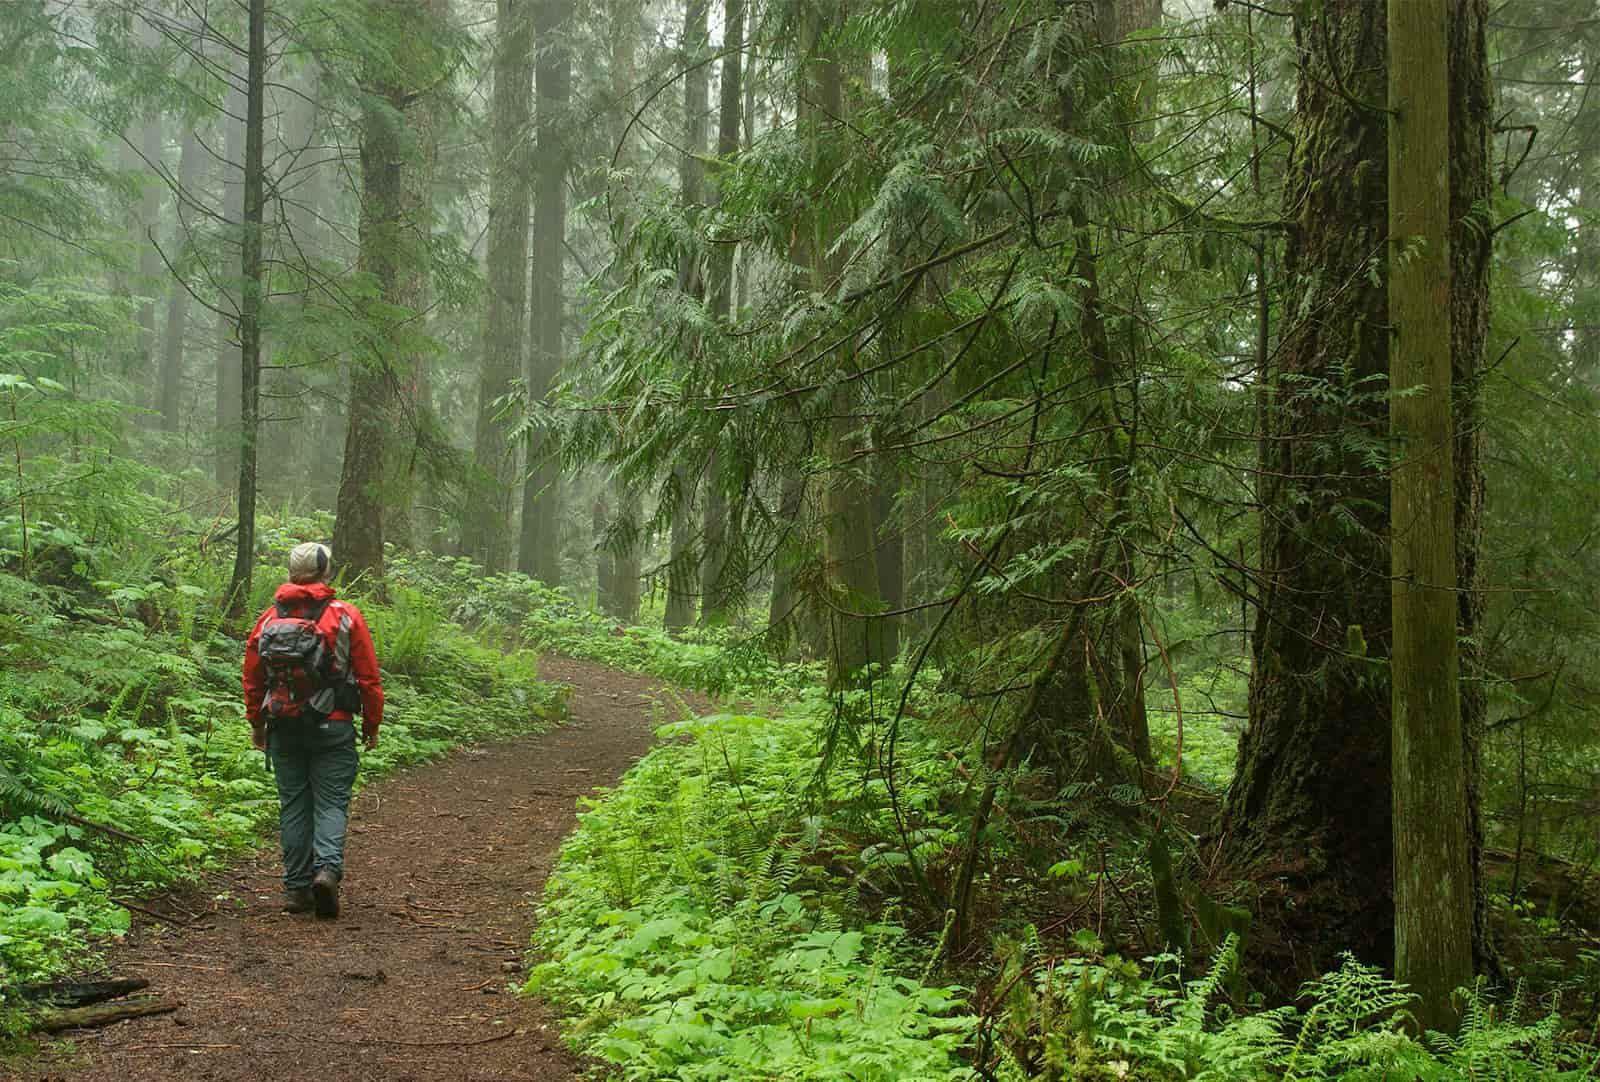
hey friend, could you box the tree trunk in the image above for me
[388,0,446,551]
[599,0,644,619]
[1215,0,1394,976]
[465,0,532,573]
[135,117,163,414]
[518,0,571,584]
[664,0,712,633]
[1388,0,1471,1030]
[159,129,201,435]
[698,0,744,626]
[225,0,266,617]
[215,82,246,489]
[1448,0,1493,981]
[333,46,413,585]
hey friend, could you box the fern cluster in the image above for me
[986,934,1597,1081]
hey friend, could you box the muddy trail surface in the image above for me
[13,656,706,1082]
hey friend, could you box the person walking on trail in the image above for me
[242,542,383,919]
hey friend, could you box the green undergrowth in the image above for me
[978,933,1600,1080]
[385,550,823,701]
[0,527,564,1013]
[527,707,979,1081]
[525,653,1596,1080]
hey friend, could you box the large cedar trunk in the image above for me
[1215,0,1492,985]
[598,0,644,621]
[387,2,444,551]
[225,0,266,616]
[1214,0,1395,975]
[332,82,405,585]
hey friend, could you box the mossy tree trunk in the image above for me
[1387,0,1472,1029]
[1214,0,1396,973]
[159,129,200,436]
[1216,0,1491,983]
[215,81,245,490]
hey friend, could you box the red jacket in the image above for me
[243,582,384,742]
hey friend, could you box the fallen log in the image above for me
[13,977,149,1008]
[34,997,177,1033]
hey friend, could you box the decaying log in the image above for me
[34,996,177,1032]
[14,977,149,1008]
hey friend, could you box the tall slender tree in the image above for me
[332,0,442,583]
[215,80,246,489]
[465,0,533,572]
[698,0,745,626]
[158,129,201,435]
[519,0,572,583]
[664,0,711,632]
[225,0,266,616]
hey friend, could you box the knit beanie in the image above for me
[287,542,332,584]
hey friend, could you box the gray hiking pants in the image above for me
[268,720,359,889]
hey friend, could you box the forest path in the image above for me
[14,655,702,1082]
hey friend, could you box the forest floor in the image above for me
[9,655,707,1082]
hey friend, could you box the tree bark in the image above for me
[465,0,532,572]
[1388,0,1471,1030]
[1447,0,1493,981]
[664,0,712,633]
[1214,0,1395,976]
[333,5,431,586]
[388,0,447,551]
[698,0,744,626]
[599,0,644,621]
[159,129,201,435]
[134,117,163,415]
[518,0,572,584]
[225,0,266,617]
[215,81,246,489]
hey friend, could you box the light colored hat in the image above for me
[288,542,332,584]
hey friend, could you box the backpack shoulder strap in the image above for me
[273,597,335,621]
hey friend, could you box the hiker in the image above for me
[242,542,383,919]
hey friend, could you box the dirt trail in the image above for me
[12,656,701,1082]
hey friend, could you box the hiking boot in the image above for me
[311,866,340,919]
[283,886,315,913]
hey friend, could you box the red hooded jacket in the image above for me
[243,582,384,743]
